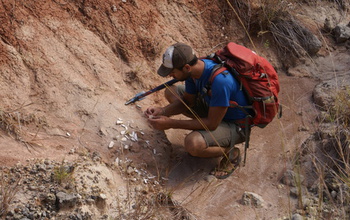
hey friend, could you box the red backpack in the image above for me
[205,42,281,164]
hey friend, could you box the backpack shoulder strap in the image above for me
[204,64,227,94]
[209,64,228,83]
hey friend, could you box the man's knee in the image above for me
[184,144,200,157]
[184,132,206,157]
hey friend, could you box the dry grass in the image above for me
[0,106,47,151]
[0,170,21,218]
[326,86,350,179]
[0,109,22,140]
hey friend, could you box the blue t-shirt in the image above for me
[185,59,249,121]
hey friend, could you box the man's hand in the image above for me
[147,115,172,130]
[144,107,164,118]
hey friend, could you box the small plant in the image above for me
[53,162,75,186]
[264,39,270,49]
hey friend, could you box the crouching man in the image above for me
[144,42,249,179]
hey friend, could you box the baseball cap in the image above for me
[157,42,196,77]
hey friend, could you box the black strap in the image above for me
[243,115,252,166]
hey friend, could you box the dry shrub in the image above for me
[314,87,350,219]
[225,0,325,66]
[225,0,253,30]
[269,13,317,65]
[225,0,303,62]
[233,0,290,34]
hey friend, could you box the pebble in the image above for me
[108,141,115,149]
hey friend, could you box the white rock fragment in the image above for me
[99,193,107,200]
[153,149,156,155]
[121,130,126,135]
[116,119,123,125]
[66,132,71,137]
[121,137,127,142]
[108,141,115,149]
[124,145,129,150]
[130,131,138,142]
[125,158,132,164]
[115,157,120,165]
[127,166,134,174]
[69,148,75,154]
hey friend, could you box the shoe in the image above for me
[210,148,241,179]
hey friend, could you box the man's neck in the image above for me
[190,60,205,79]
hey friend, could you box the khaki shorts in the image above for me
[176,85,245,148]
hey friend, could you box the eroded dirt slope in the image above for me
[0,0,240,166]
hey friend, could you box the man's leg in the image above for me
[164,85,180,103]
[184,121,244,158]
[184,131,227,158]
[184,122,244,178]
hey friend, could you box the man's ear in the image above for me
[183,64,191,72]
